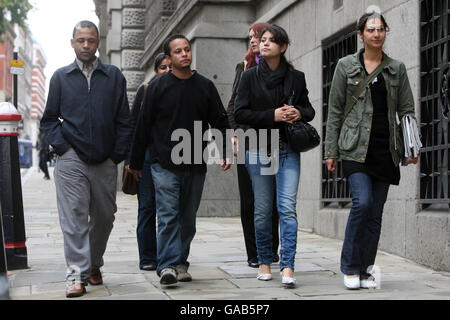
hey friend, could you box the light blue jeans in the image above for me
[245,148,300,271]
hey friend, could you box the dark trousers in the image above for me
[39,153,50,178]
[237,164,279,262]
[136,148,157,267]
[341,172,390,278]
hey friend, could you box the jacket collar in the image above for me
[66,58,109,76]
[350,49,397,75]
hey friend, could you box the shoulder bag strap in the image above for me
[343,56,392,118]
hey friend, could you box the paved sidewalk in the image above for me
[7,167,450,300]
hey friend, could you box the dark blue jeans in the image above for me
[341,172,390,278]
[137,147,157,267]
[151,163,206,276]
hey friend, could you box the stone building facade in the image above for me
[0,22,15,103]
[94,0,449,272]
[14,25,34,142]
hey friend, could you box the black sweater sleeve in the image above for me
[129,83,154,170]
[130,84,145,131]
[124,84,146,165]
[208,81,232,158]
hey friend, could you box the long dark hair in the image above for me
[154,52,166,72]
[260,24,293,68]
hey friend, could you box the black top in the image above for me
[124,82,150,165]
[129,71,230,173]
[227,62,250,131]
[342,52,400,185]
[234,59,315,151]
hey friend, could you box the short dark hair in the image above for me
[154,52,166,72]
[357,12,390,33]
[163,34,191,56]
[73,20,99,39]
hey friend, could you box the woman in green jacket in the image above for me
[324,9,419,290]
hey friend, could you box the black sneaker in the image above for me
[140,263,157,271]
[247,258,259,268]
[160,268,177,285]
[272,254,280,263]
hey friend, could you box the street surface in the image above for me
[8,167,450,300]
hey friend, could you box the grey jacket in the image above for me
[324,50,416,166]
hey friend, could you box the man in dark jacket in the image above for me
[40,21,132,298]
[129,34,231,286]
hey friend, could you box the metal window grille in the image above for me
[322,30,358,207]
[420,0,450,207]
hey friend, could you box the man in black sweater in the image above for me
[130,34,231,285]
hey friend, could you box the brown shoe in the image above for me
[87,267,103,285]
[65,283,86,298]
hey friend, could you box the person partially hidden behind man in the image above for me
[40,21,132,298]
[129,34,232,286]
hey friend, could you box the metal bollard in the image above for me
[0,201,11,300]
[0,102,28,270]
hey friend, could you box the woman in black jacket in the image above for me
[227,22,280,269]
[234,24,315,287]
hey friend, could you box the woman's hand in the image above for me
[231,136,238,157]
[407,157,419,165]
[326,158,338,173]
[129,169,142,181]
[275,105,302,123]
[283,105,302,123]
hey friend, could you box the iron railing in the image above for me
[321,30,358,207]
[420,0,450,207]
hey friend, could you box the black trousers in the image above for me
[39,153,50,178]
[237,164,279,261]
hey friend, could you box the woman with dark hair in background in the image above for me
[235,24,315,287]
[125,52,171,271]
[325,9,418,289]
[227,22,280,269]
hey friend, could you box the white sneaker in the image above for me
[160,268,177,285]
[360,278,377,289]
[257,273,272,281]
[344,275,360,290]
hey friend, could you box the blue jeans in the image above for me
[245,148,300,271]
[151,163,206,276]
[136,147,157,267]
[341,172,390,277]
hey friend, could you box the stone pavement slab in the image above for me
[5,167,450,300]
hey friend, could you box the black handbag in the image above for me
[284,91,320,153]
[285,120,321,153]
[122,167,138,195]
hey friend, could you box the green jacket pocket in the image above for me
[338,122,360,152]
